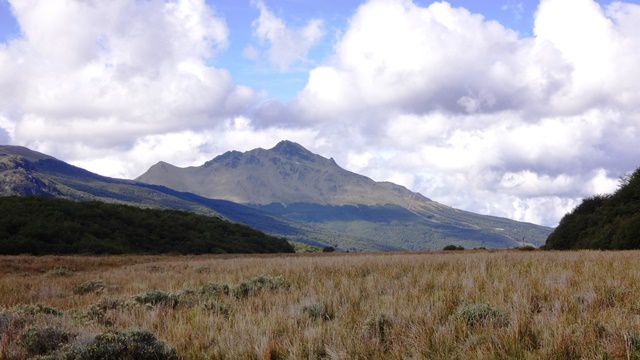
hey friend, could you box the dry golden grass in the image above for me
[2,250,640,359]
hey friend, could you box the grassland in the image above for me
[2,251,640,359]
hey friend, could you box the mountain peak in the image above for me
[271,140,313,159]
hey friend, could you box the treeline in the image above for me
[545,167,640,250]
[0,196,294,255]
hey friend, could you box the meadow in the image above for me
[1,250,640,359]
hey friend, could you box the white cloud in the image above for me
[291,0,640,226]
[250,0,324,71]
[0,0,252,152]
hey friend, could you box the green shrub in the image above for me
[133,290,180,308]
[232,276,291,299]
[19,326,71,356]
[303,303,334,321]
[443,245,464,251]
[13,304,62,317]
[85,298,125,326]
[515,245,537,251]
[200,283,230,297]
[47,267,75,277]
[455,303,509,327]
[65,330,178,360]
[73,280,105,295]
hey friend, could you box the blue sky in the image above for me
[0,0,635,100]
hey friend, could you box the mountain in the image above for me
[0,196,294,255]
[137,140,552,249]
[545,167,640,249]
[0,145,355,250]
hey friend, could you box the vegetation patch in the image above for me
[19,326,72,357]
[202,300,231,317]
[133,290,180,308]
[303,303,335,321]
[73,280,105,295]
[13,304,62,317]
[443,245,465,251]
[200,282,230,297]
[232,275,291,299]
[455,303,509,327]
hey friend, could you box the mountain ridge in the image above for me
[137,140,552,248]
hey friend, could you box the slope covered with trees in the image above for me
[545,168,640,249]
[0,196,294,255]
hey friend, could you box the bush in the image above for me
[73,280,105,295]
[66,330,178,360]
[13,304,62,317]
[200,283,230,297]
[232,276,291,299]
[322,246,335,253]
[515,245,537,251]
[133,290,180,308]
[85,298,125,326]
[47,267,75,277]
[455,303,509,327]
[443,245,464,251]
[19,326,71,356]
[303,303,334,321]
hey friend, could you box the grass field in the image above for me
[2,250,640,359]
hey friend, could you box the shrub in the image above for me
[200,283,230,297]
[232,276,291,299]
[13,304,62,317]
[303,303,334,321]
[133,290,180,308]
[322,246,335,253]
[73,280,105,295]
[19,326,71,356]
[66,330,178,360]
[85,298,125,326]
[443,245,464,251]
[455,303,509,327]
[516,245,537,251]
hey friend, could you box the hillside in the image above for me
[545,168,640,249]
[138,140,552,249]
[0,196,294,255]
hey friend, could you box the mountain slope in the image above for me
[0,145,364,250]
[0,196,294,255]
[545,167,640,249]
[137,141,552,249]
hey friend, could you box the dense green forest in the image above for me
[545,167,640,249]
[0,196,294,255]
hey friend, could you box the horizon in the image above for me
[1,0,640,227]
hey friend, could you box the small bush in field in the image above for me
[455,303,509,327]
[85,298,125,326]
[200,283,230,297]
[0,310,24,334]
[516,245,537,251]
[443,245,464,251]
[133,290,180,308]
[64,330,178,360]
[19,326,71,356]
[232,275,291,299]
[303,303,335,321]
[73,280,105,295]
[14,304,62,317]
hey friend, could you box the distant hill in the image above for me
[0,196,294,255]
[545,168,640,250]
[137,140,552,249]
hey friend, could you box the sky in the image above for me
[1,0,639,227]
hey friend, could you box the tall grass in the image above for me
[1,251,640,359]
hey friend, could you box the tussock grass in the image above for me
[1,251,640,358]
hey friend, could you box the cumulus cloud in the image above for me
[250,0,324,71]
[291,0,640,225]
[0,0,252,152]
